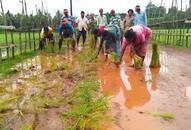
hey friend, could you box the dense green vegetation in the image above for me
[146,2,191,26]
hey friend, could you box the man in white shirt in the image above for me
[76,11,89,47]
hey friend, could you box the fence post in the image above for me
[24,31,27,53]
[19,31,22,55]
[186,28,189,48]
[5,30,9,58]
[38,31,40,50]
[182,25,185,47]
[28,31,31,50]
[33,30,36,51]
[167,29,170,45]
[179,28,182,46]
[10,30,15,58]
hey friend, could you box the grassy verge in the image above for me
[0,51,39,78]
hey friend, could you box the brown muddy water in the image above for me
[97,46,191,130]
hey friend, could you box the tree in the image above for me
[146,2,166,18]
[0,0,7,25]
[52,10,62,30]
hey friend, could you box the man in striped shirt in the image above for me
[109,9,121,27]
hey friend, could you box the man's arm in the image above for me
[68,24,74,33]
[58,26,63,37]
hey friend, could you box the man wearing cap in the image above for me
[61,9,73,26]
[76,11,89,47]
[134,5,147,26]
[59,18,75,51]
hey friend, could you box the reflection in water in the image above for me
[97,55,123,96]
[97,48,168,109]
[122,67,150,109]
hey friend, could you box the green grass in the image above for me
[147,112,175,120]
[61,80,110,130]
[139,111,175,121]
[0,51,39,78]
[0,31,40,46]
[152,28,191,48]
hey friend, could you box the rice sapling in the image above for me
[133,54,143,69]
[150,43,161,68]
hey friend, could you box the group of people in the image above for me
[40,5,152,67]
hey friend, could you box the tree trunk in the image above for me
[0,0,7,25]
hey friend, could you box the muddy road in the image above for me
[97,45,191,130]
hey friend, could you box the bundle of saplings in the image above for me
[133,54,143,69]
[150,43,161,68]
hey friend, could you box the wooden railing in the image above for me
[0,28,41,61]
[149,19,191,48]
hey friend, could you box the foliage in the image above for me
[61,46,110,130]
[146,2,166,18]
[146,1,191,26]
[0,9,56,29]
[61,80,110,130]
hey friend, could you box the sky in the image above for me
[1,0,190,17]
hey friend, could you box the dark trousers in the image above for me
[77,28,87,46]
[58,35,75,51]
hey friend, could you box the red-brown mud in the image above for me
[97,46,191,130]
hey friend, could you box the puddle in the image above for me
[97,48,168,109]
[97,47,171,130]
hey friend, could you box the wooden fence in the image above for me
[0,28,41,61]
[149,19,191,48]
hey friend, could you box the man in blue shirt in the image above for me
[59,18,75,51]
[61,9,73,26]
[134,5,147,26]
